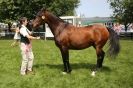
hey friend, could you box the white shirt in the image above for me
[20,25,31,37]
[14,32,20,39]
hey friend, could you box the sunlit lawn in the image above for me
[0,39,133,88]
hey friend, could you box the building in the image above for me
[81,17,115,27]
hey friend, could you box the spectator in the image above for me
[113,23,121,35]
[11,24,21,47]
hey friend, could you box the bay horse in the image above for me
[32,8,120,75]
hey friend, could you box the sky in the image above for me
[75,0,113,17]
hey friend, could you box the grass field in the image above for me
[0,39,133,88]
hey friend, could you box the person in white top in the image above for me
[19,17,40,75]
[11,24,21,47]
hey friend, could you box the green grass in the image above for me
[0,39,133,88]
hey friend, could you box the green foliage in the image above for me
[108,0,133,30]
[0,0,79,22]
[48,0,79,16]
[0,40,133,88]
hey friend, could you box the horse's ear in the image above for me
[42,16,45,19]
[41,7,46,11]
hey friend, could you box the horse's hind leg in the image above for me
[96,49,105,69]
[92,46,105,76]
[93,46,105,69]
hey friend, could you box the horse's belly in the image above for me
[69,41,93,50]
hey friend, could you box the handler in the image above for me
[19,17,40,75]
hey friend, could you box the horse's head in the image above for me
[32,8,47,28]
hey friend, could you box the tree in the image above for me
[0,0,79,22]
[0,0,79,32]
[108,0,133,31]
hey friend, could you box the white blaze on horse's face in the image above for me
[42,16,45,20]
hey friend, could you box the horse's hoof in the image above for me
[62,72,67,75]
[62,71,71,75]
[91,71,96,77]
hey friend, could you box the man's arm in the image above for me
[26,35,40,40]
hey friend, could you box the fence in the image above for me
[0,31,133,40]
[0,32,46,40]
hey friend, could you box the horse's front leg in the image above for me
[59,47,72,74]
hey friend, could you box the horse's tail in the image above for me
[107,27,120,58]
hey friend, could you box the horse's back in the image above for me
[77,24,109,39]
[73,24,109,47]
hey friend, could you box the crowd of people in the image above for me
[112,23,133,35]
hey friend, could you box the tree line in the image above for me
[108,0,133,31]
[0,0,79,32]
[0,0,133,31]
[0,0,79,21]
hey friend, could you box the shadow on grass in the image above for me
[33,62,111,72]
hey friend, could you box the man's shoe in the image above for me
[26,70,35,75]
[20,72,26,76]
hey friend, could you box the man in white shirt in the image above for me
[19,17,40,75]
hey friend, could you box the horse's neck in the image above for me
[46,15,65,36]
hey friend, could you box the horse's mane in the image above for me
[46,11,69,24]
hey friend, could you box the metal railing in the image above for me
[0,32,46,40]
